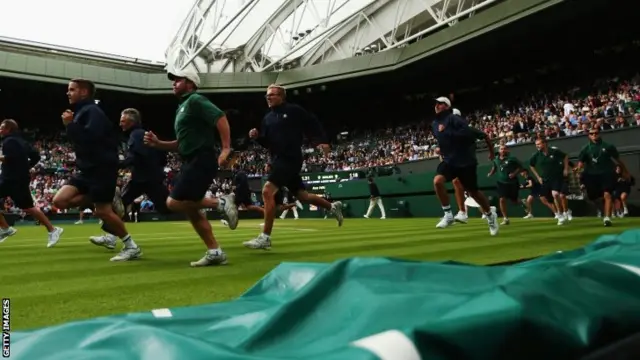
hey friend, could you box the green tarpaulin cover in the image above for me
[9,230,640,360]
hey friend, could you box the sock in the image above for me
[442,205,452,216]
[207,247,221,255]
[121,234,137,248]
[261,232,271,239]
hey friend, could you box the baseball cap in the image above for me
[435,96,451,107]
[167,68,201,88]
[452,108,461,116]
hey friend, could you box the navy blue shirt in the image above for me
[255,103,326,165]
[120,126,167,182]
[525,175,540,192]
[432,110,483,167]
[0,132,40,182]
[66,100,119,170]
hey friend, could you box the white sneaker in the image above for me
[454,211,468,224]
[219,194,239,230]
[557,216,566,226]
[523,213,533,219]
[380,216,386,219]
[566,210,573,221]
[363,215,370,218]
[603,217,612,227]
[46,227,64,248]
[74,220,83,225]
[597,211,602,218]
[89,234,117,250]
[190,250,228,267]
[481,214,487,220]
[554,213,561,220]
[500,218,510,225]
[436,216,454,228]
[243,234,272,250]
[331,202,344,226]
[0,227,18,243]
[221,219,229,227]
[487,207,499,236]
[110,246,142,261]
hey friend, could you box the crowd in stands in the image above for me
[4,74,640,214]
[237,75,640,173]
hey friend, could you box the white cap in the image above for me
[435,97,451,107]
[167,68,201,88]
[452,108,461,116]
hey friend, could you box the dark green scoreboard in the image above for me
[261,170,366,194]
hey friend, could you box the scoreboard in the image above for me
[301,171,365,193]
[261,171,365,194]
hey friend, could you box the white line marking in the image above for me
[352,330,421,360]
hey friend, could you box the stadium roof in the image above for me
[166,0,499,73]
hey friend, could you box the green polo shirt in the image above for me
[577,140,619,175]
[174,92,224,157]
[492,155,523,184]
[528,146,566,180]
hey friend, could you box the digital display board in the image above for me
[301,171,365,193]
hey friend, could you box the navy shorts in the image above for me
[582,173,616,201]
[540,178,566,198]
[0,179,33,209]
[234,189,253,207]
[496,182,519,202]
[267,160,305,196]
[122,180,169,214]
[436,162,478,191]
[170,150,217,202]
[68,166,118,204]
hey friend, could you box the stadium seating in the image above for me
[12,75,640,212]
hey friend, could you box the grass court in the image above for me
[1,216,636,330]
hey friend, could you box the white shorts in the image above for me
[464,196,480,208]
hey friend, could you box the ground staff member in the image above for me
[144,67,238,267]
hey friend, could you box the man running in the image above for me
[144,67,238,266]
[0,119,63,246]
[244,84,343,250]
[53,79,138,261]
[431,97,498,235]
[528,138,570,225]
[89,108,170,248]
[574,128,629,226]
[614,165,634,217]
[229,165,296,219]
[487,144,523,225]
[520,169,557,218]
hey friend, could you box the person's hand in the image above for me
[218,149,231,167]
[249,128,259,139]
[143,131,159,147]
[61,110,74,125]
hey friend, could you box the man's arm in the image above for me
[529,155,543,182]
[609,143,630,177]
[65,106,108,145]
[0,139,20,163]
[216,115,231,153]
[510,158,523,178]
[487,161,497,177]
[199,99,230,153]
[27,145,41,168]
